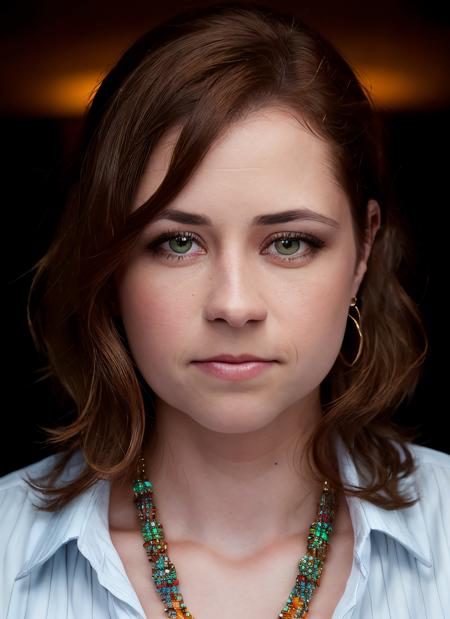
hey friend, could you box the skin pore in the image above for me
[110,107,381,566]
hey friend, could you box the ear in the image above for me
[351,199,381,298]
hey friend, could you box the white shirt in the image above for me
[1,436,449,619]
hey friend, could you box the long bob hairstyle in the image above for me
[25,1,428,511]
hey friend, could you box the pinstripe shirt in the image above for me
[1,436,449,619]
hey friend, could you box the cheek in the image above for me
[117,267,195,367]
[309,293,350,361]
[281,258,355,373]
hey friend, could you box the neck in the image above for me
[132,392,329,561]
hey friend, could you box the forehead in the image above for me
[144,107,332,169]
[132,107,345,219]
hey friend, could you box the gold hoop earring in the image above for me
[339,296,363,367]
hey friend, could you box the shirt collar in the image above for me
[15,435,432,581]
[15,450,103,580]
[335,434,433,568]
[15,450,145,615]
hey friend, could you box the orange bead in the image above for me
[293,596,305,610]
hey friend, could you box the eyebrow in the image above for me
[153,207,340,228]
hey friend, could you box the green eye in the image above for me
[168,235,193,254]
[147,230,325,263]
[274,237,302,255]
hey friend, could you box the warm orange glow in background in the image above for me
[3,62,445,117]
[357,66,445,110]
[36,71,106,117]
[1,6,449,117]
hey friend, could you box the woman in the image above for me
[1,2,448,618]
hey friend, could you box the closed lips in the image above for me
[194,354,273,363]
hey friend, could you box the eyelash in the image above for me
[146,230,325,263]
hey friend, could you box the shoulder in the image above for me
[0,451,85,600]
[0,452,65,520]
[0,452,116,618]
[351,442,450,616]
[406,441,450,486]
[401,442,450,565]
[406,442,450,503]
[0,448,86,525]
[407,441,450,468]
[0,449,84,501]
[1,452,61,490]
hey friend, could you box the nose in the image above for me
[203,252,267,328]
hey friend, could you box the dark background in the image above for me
[3,1,450,477]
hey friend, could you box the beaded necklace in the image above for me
[132,453,337,619]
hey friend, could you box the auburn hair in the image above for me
[24,1,427,511]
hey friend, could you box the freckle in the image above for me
[274,462,278,465]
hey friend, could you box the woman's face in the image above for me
[115,107,379,434]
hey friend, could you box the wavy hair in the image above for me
[24,1,428,511]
